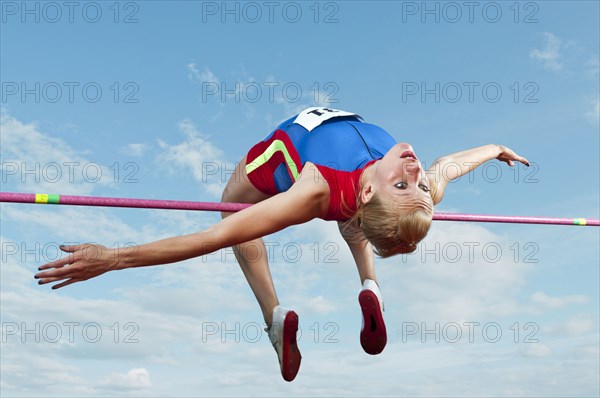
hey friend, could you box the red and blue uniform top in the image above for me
[245,107,397,221]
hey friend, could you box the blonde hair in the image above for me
[346,193,433,258]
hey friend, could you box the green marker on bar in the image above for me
[35,194,60,204]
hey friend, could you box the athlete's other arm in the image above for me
[35,163,329,289]
[338,221,377,285]
[426,144,529,205]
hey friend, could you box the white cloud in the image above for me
[584,96,599,125]
[187,63,219,84]
[1,227,245,395]
[2,208,599,397]
[120,143,148,157]
[1,205,159,245]
[186,65,335,124]
[573,344,599,359]
[156,119,230,197]
[0,110,114,195]
[531,291,589,309]
[381,221,535,323]
[530,32,564,71]
[0,352,88,394]
[304,295,338,315]
[545,314,595,337]
[584,56,600,77]
[521,343,552,358]
[97,368,151,390]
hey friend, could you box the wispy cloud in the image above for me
[530,32,565,71]
[520,343,552,357]
[545,314,595,337]
[186,65,336,126]
[531,291,589,309]
[187,63,219,84]
[156,119,229,197]
[0,110,115,195]
[120,143,149,157]
[97,368,151,390]
[382,222,536,322]
[584,56,600,77]
[584,96,599,126]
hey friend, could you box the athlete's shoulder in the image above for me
[294,161,331,218]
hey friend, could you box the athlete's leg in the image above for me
[355,255,378,286]
[221,155,301,381]
[220,155,279,326]
[353,253,387,355]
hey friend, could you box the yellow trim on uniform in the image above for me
[245,140,299,181]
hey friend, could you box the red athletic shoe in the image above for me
[267,306,301,382]
[359,280,387,355]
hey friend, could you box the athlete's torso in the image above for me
[245,107,397,220]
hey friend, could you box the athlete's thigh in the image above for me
[221,155,272,204]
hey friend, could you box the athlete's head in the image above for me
[353,143,433,257]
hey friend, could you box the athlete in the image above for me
[34,107,530,382]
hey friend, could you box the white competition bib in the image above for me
[293,107,363,132]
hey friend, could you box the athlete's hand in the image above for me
[35,244,117,289]
[497,145,530,167]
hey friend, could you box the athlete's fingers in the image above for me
[37,255,74,271]
[37,245,89,271]
[35,263,77,280]
[37,276,69,285]
[51,278,79,290]
[37,262,67,271]
[59,244,85,253]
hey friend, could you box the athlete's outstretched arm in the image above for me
[337,221,377,285]
[425,144,529,205]
[35,170,327,289]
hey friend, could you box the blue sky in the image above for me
[1,1,599,396]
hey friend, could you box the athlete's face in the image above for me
[365,143,433,212]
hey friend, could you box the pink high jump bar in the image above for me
[1,192,598,227]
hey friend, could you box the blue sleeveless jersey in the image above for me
[245,108,397,220]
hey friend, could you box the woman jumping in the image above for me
[34,107,530,382]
